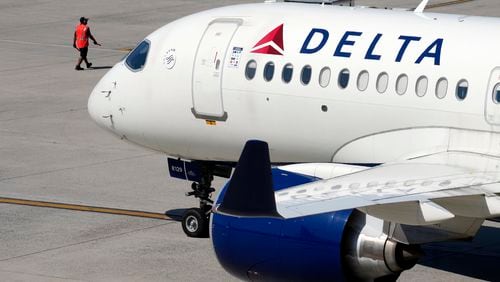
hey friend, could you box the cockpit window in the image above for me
[125,40,150,71]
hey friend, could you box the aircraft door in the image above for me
[191,19,241,121]
[485,67,500,125]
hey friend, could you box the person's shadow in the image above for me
[89,66,113,70]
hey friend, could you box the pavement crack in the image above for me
[0,222,174,262]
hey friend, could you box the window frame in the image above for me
[456,79,469,101]
[263,61,275,82]
[300,65,312,86]
[415,75,429,97]
[376,72,389,94]
[435,77,448,99]
[357,70,369,92]
[338,68,350,89]
[125,39,151,72]
[395,74,409,95]
[493,83,500,104]
[245,60,257,80]
[282,63,294,84]
[319,67,332,88]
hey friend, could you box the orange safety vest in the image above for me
[75,24,89,49]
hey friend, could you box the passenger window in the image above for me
[395,74,408,95]
[125,40,150,71]
[263,62,275,82]
[282,63,293,83]
[435,78,448,99]
[338,69,350,89]
[245,60,257,80]
[493,83,500,104]
[376,72,389,93]
[301,65,312,85]
[319,67,331,88]
[416,76,428,97]
[357,71,369,91]
[456,80,469,100]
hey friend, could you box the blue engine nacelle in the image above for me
[212,168,420,282]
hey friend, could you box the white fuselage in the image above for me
[88,3,500,164]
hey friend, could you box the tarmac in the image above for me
[1,0,500,281]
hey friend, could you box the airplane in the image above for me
[87,0,500,280]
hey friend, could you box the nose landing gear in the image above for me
[182,207,210,238]
[180,162,231,238]
[182,170,214,238]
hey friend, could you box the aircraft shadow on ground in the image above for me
[418,225,500,281]
[165,208,188,222]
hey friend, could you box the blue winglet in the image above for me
[217,140,281,218]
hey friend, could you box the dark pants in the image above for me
[79,47,88,59]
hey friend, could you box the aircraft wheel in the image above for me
[182,208,209,238]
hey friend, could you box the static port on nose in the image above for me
[88,86,112,129]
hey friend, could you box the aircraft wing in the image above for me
[276,151,500,225]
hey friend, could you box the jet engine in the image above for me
[211,166,420,282]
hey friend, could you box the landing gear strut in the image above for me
[166,158,232,238]
[181,164,217,238]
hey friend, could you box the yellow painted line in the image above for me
[0,197,172,220]
[428,0,475,9]
[116,47,133,52]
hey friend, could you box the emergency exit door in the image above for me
[485,67,500,125]
[192,19,241,121]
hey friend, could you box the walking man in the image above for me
[73,17,101,70]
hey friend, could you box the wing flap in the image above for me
[359,201,455,225]
[276,152,500,225]
[433,195,500,218]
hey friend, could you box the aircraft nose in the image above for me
[87,87,103,124]
[88,80,113,130]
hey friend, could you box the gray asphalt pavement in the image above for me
[1,0,500,281]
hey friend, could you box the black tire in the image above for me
[181,208,209,238]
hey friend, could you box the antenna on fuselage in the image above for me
[414,0,429,13]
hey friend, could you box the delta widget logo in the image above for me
[251,24,284,55]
